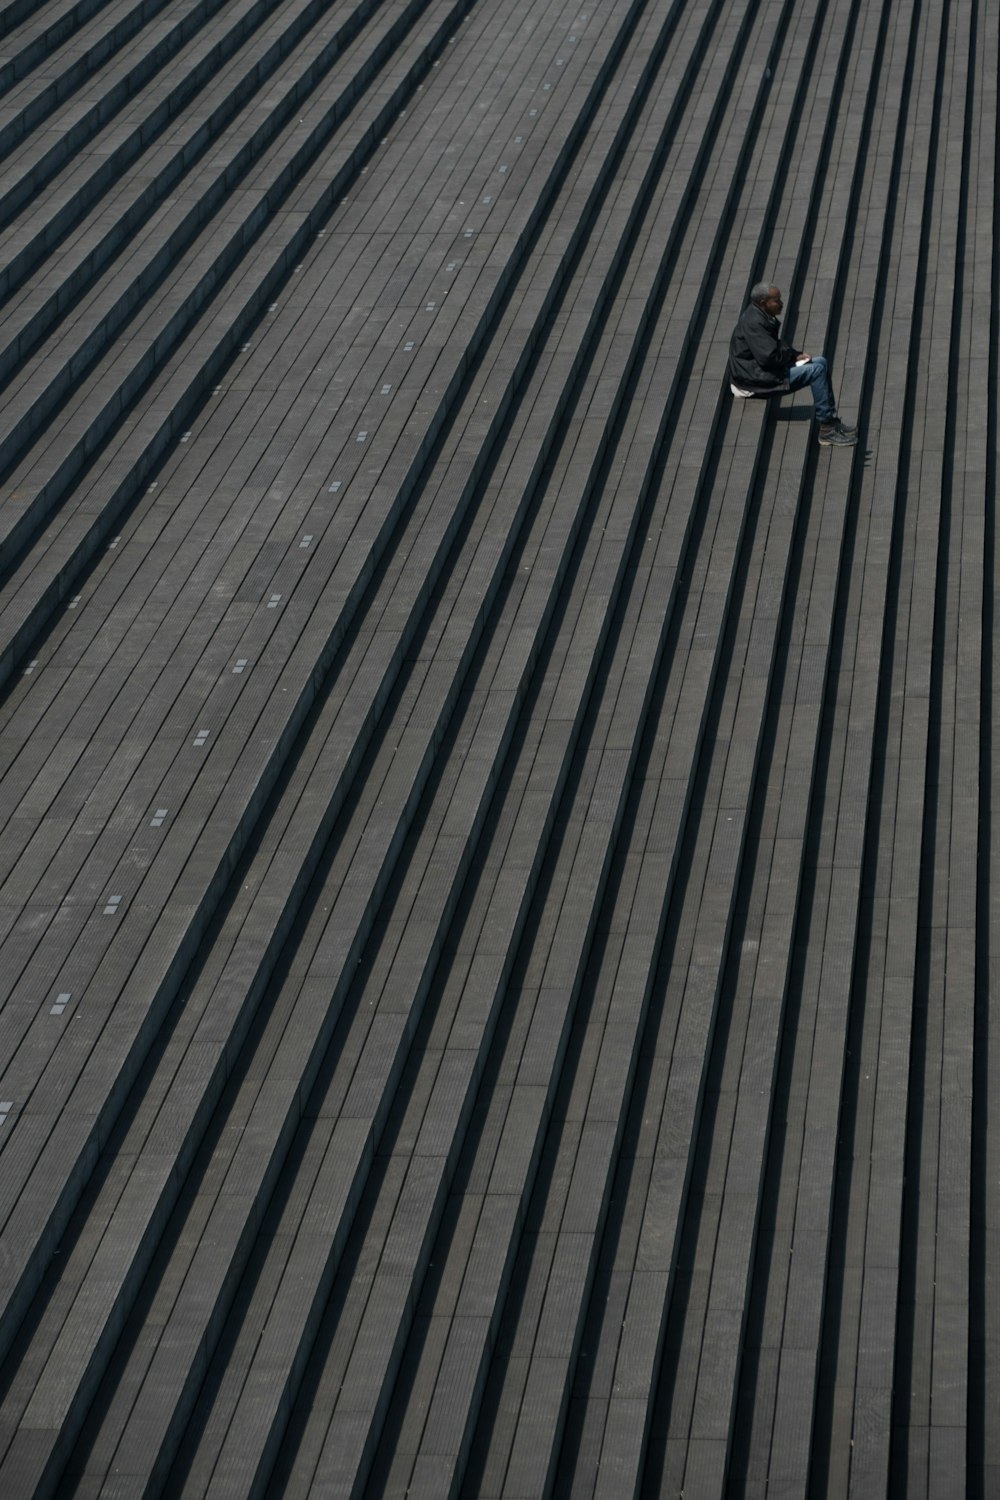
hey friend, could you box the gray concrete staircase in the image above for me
[0,0,994,1495]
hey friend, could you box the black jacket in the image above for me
[728,302,800,393]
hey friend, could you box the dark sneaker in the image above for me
[818,420,857,447]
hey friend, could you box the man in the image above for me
[728,284,857,447]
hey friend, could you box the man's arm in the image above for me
[743,312,796,373]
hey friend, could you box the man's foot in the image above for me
[818,419,857,446]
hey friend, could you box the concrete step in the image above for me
[0,0,689,1488]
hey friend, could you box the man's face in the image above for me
[760,287,784,317]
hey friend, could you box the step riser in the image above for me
[0,0,489,1376]
[0,0,435,510]
[5,0,734,1482]
[0,0,294,254]
[0,0,475,650]
[133,0,806,1487]
[0,0,117,83]
[115,0,803,1482]
[0,0,199,161]
[0,0,689,1435]
[0,0,985,1487]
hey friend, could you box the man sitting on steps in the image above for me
[728,283,857,447]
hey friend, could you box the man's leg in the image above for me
[787,355,857,445]
[787,355,837,420]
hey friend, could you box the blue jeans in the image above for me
[787,354,836,423]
